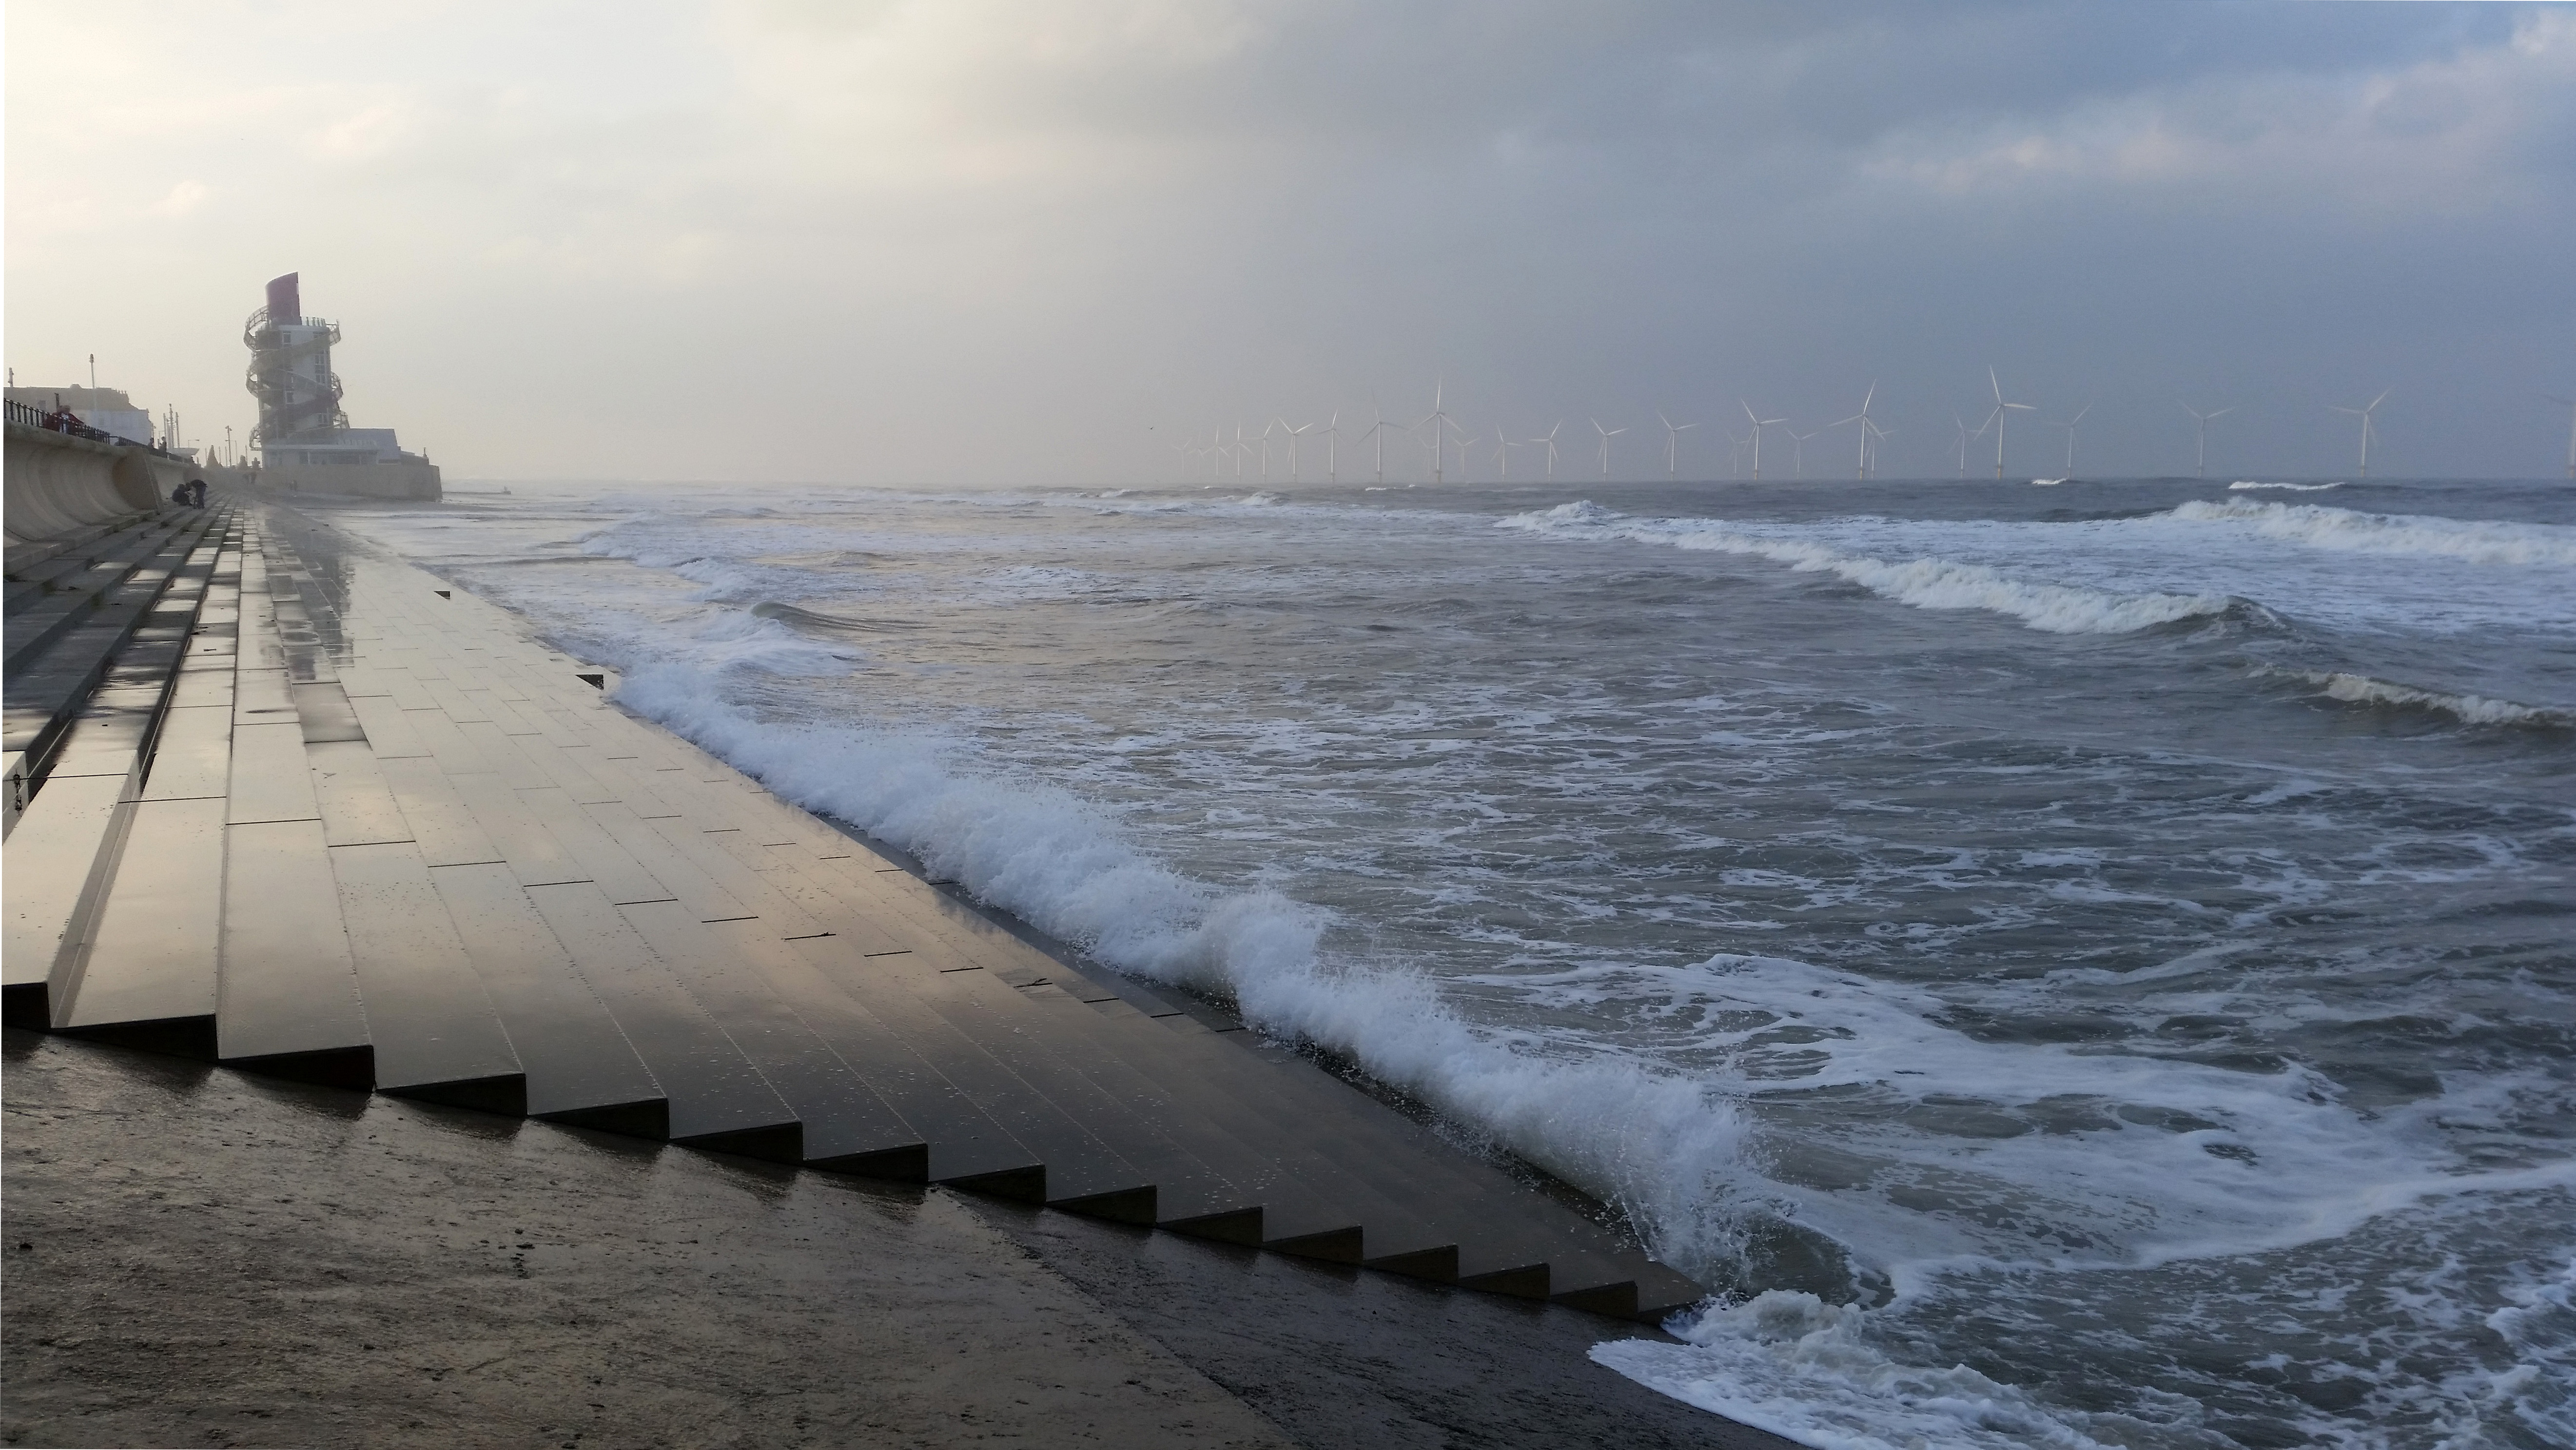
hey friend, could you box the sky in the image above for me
[9,1,2575,484]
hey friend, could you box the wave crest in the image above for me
[606,664,1753,1267]
[2264,668,2575,728]
[2169,499,2576,567]
[1500,502,2233,636]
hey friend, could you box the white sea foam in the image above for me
[2167,498,2576,567]
[1595,1293,2120,1450]
[2461,1257,2576,1449]
[1499,502,2232,635]
[607,663,1753,1263]
[2228,480,2345,492]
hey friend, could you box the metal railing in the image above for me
[6,398,182,457]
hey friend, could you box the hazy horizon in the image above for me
[10,1,2574,484]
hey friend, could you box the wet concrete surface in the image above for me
[1,1031,1288,1450]
[2,1031,1791,1449]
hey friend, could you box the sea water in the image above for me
[336,475,2575,1450]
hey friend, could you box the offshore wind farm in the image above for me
[1159,371,2568,485]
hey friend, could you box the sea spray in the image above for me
[613,661,1754,1269]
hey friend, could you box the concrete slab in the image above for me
[1,1031,1302,1450]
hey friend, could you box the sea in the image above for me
[335,472,2575,1450]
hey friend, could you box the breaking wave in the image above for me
[2264,668,2576,729]
[749,600,914,634]
[607,663,1753,1268]
[2168,499,2576,567]
[1499,501,2234,635]
[2228,481,2345,493]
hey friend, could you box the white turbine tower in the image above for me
[1286,419,1313,480]
[1951,414,1973,478]
[1864,420,1894,477]
[1452,430,1477,484]
[1491,432,1513,478]
[1232,425,1249,479]
[1593,418,1626,479]
[2180,402,2236,480]
[2550,394,2576,481]
[1741,401,1786,480]
[1361,394,1397,484]
[2328,389,2391,478]
[1829,383,1878,480]
[1417,381,1457,485]
[1658,411,1699,477]
[2049,403,2092,478]
[1533,421,1563,477]
[1322,410,1340,483]
[1787,427,1818,481]
[1987,367,2035,480]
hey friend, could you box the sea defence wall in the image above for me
[4,420,189,547]
[252,457,442,502]
[1,496,1705,1325]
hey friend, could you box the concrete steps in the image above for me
[0,501,1706,1323]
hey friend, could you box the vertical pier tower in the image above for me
[240,272,440,498]
[244,273,350,457]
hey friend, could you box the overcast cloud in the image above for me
[9,1,2574,483]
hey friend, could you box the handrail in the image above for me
[6,399,184,458]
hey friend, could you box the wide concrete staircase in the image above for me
[3,499,1703,1321]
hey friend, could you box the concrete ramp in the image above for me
[2,498,1703,1323]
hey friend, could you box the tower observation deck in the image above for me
[241,272,439,498]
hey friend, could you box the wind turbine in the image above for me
[2549,394,2576,480]
[1232,425,1249,479]
[1361,396,1396,484]
[2328,389,2390,478]
[1322,410,1340,483]
[1417,381,1457,485]
[1741,401,1786,480]
[2179,402,2235,480]
[1452,431,1477,484]
[2049,403,2091,478]
[1951,414,1972,478]
[1987,367,2035,480]
[1593,418,1626,479]
[1787,427,1818,481]
[1658,411,1699,477]
[1256,419,1280,482]
[1865,420,1894,478]
[1285,419,1313,480]
[1533,421,1563,477]
[1829,383,1879,480]
[1491,432,1514,478]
